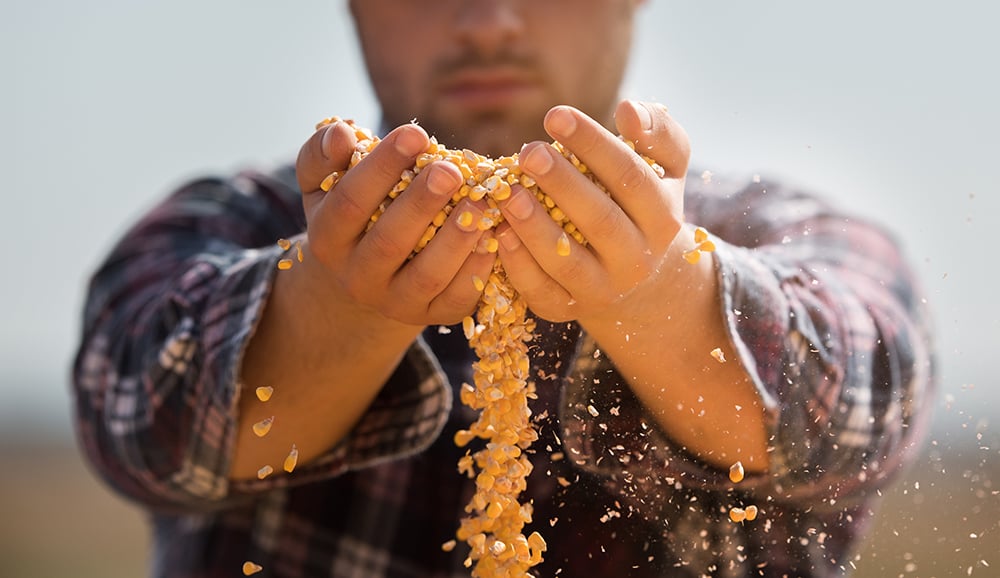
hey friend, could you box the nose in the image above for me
[454,0,525,58]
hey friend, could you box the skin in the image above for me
[232,0,769,480]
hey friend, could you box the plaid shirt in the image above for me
[73,164,934,577]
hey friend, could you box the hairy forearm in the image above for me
[580,231,770,473]
[232,252,422,481]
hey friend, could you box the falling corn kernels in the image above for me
[252,416,274,437]
[257,465,274,480]
[255,386,273,402]
[729,461,745,483]
[316,118,666,578]
[710,348,727,363]
[242,561,263,575]
[276,238,291,251]
[296,241,304,262]
[442,539,457,552]
[745,505,759,521]
[284,444,299,473]
[729,507,747,523]
[277,259,293,270]
[682,249,702,264]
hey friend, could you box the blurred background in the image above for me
[2,0,996,576]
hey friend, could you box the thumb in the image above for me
[615,100,690,178]
[296,119,358,193]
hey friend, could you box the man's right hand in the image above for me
[295,120,495,327]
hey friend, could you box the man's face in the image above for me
[350,0,642,157]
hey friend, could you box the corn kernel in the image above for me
[694,227,709,244]
[682,249,701,264]
[729,461,745,483]
[320,171,342,192]
[276,238,291,251]
[556,232,572,257]
[484,237,500,253]
[255,386,273,402]
[729,507,746,523]
[296,241,304,263]
[745,505,758,521]
[257,465,273,479]
[242,561,263,575]
[442,539,457,552]
[284,444,298,473]
[457,211,474,229]
[252,416,274,437]
[472,275,486,292]
[710,348,726,363]
[486,501,503,519]
[277,259,293,270]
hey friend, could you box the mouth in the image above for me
[438,68,540,111]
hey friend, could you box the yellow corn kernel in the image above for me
[694,226,709,244]
[276,238,291,251]
[454,429,476,447]
[320,171,342,192]
[257,465,273,480]
[744,504,758,521]
[486,500,503,519]
[682,249,701,264]
[255,386,273,402]
[242,561,263,575]
[283,444,299,473]
[484,237,500,253]
[729,461,745,483]
[710,348,727,363]
[296,241,304,262]
[457,211,474,229]
[556,232,572,257]
[277,259,293,270]
[472,275,485,292]
[252,416,274,437]
[441,539,457,552]
[697,239,717,253]
[729,507,746,523]
[462,316,476,340]
[548,206,566,222]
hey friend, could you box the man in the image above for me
[73,1,934,577]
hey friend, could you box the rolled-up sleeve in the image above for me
[558,174,935,514]
[72,171,450,513]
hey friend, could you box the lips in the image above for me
[438,68,540,110]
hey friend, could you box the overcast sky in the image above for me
[3,0,997,439]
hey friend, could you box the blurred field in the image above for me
[2,422,995,578]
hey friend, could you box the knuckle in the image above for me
[589,203,626,240]
[406,265,447,299]
[362,225,407,262]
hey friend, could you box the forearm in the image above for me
[233,242,422,480]
[579,225,770,472]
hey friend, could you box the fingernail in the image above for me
[394,126,427,156]
[498,229,521,251]
[547,107,577,137]
[426,163,459,196]
[520,144,553,176]
[320,122,341,160]
[505,188,534,220]
[630,100,652,131]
